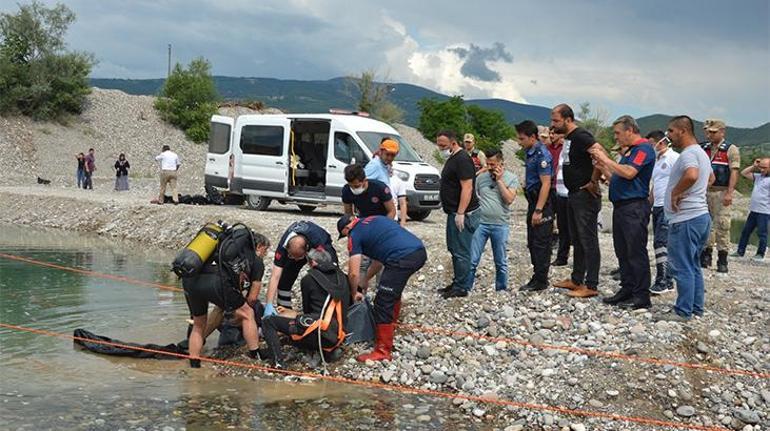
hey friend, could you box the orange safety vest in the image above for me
[290,298,347,352]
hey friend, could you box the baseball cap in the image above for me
[704,119,726,132]
[337,214,356,239]
[380,138,400,154]
[463,133,475,143]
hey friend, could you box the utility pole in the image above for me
[167,44,171,78]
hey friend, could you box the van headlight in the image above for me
[393,169,410,181]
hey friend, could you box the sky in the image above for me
[5,0,769,127]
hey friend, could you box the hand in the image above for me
[588,147,610,164]
[532,211,543,226]
[263,303,277,318]
[672,193,683,212]
[454,213,465,231]
[722,192,733,207]
[354,291,364,303]
[494,165,504,180]
[580,181,600,198]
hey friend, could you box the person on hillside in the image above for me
[700,119,740,273]
[435,130,481,299]
[463,133,486,173]
[84,148,96,190]
[155,144,180,204]
[548,128,571,266]
[590,116,656,310]
[734,158,770,260]
[337,214,427,362]
[660,116,714,322]
[516,121,554,291]
[468,148,518,292]
[550,104,603,298]
[114,153,130,191]
[365,138,400,185]
[76,153,86,189]
[647,130,679,295]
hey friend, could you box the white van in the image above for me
[205,112,441,220]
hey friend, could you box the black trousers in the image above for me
[276,247,338,309]
[526,189,553,283]
[261,315,318,364]
[567,189,601,289]
[374,248,427,324]
[612,199,651,304]
[83,171,93,189]
[552,193,571,262]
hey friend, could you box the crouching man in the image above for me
[261,249,350,368]
[337,214,427,362]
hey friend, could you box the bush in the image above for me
[154,57,219,143]
[348,70,404,124]
[0,1,94,120]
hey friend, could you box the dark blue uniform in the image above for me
[608,139,655,307]
[342,179,393,217]
[347,216,427,324]
[523,142,554,288]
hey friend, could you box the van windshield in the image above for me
[356,132,423,163]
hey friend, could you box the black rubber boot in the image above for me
[700,247,713,268]
[717,250,728,273]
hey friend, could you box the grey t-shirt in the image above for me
[665,144,711,224]
[749,173,770,215]
[476,170,519,225]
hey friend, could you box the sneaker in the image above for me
[441,289,468,299]
[650,282,674,295]
[752,254,765,262]
[551,258,568,267]
[437,284,453,294]
[655,310,691,323]
[730,251,744,258]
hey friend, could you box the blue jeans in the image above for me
[469,223,510,291]
[668,214,711,318]
[446,210,480,292]
[76,168,85,188]
[737,211,769,257]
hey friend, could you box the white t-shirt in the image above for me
[664,144,710,224]
[155,150,180,171]
[389,175,407,220]
[749,173,770,215]
[555,140,570,197]
[651,149,680,207]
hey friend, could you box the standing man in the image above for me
[338,214,427,362]
[365,138,400,185]
[700,119,740,273]
[155,144,181,205]
[516,121,554,291]
[263,221,337,316]
[342,164,396,219]
[590,116,656,309]
[549,129,571,266]
[648,130,679,294]
[83,148,96,190]
[389,168,408,227]
[468,148,519,292]
[550,104,603,298]
[463,133,486,173]
[734,158,770,260]
[435,130,481,299]
[662,116,714,322]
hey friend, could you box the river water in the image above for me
[0,224,473,430]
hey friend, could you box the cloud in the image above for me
[448,42,512,82]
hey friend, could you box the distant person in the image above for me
[647,130,679,295]
[342,164,396,219]
[463,133,486,173]
[365,138,400,185]
[590,116,655,310]
[661,116,714,322]
[516,121,553,291]
[468,148,518,292]
[435,130,480,299]
[734,158,770,260]
[84,148,96,190]
[550,104,602,298]
[389,167,408,227]
[548,128,571,266]
[114,153,130,191]
[75,153,86,189]
[155,144,180,205]
[700,119,740,273]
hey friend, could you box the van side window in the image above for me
[241,125,284,156]
[208,122,231,154]
[334,132,368,164]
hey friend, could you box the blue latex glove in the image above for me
[263,303,277,318]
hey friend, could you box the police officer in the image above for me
[515,120,553,291]
[590,116,656,310]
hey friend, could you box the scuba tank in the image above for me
[172,221,228,278]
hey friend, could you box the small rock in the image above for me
[416,415,431,422]
[476,316,490,329]
[472,408,485,418]
[708,329,721,338]
[735,409,760,425]
[570,424,586,431]
[606,390,619,397]
[416,346,431,359]
[676,405,695,417]
[429,370,448,384]
[541,368,555,377]
[695,341,709,354]
[541,319,557,329]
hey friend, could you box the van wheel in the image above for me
[297,205,316,214]
[246,195,271,211]
[408,210,431,221]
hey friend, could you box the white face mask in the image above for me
[350,186,366,195]
[441,148,452,158]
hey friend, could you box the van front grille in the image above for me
[414,174,440,191]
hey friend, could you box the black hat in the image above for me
[337,214,356,239]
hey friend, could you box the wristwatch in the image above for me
[534,208,543,214]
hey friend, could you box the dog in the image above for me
[37,176,51,185]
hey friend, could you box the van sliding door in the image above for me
[205,115,234,190]
[234,118,290,198]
